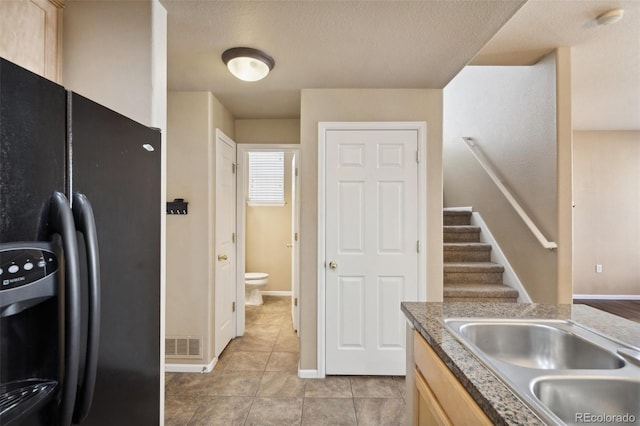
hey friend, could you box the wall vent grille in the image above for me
[165,336,202,359]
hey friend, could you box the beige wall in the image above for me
[166,91,234,365]
[235,119,300,293]
[443,53,561,303]
[573,131,640,296]
[62,0,166,128]
[299,88,444,371]
[166,92,211,361]
[235,119,300,144]
[246,152,294,293]
[555,47,573,303]
[213,97,236,142]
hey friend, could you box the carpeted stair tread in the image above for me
[443,226,481,243]
[443,243,492,251]
[444,262,505,272]
[444,243,492,262]
[443,226,480,233]
[443,210,472,226]
[444,283,519,299]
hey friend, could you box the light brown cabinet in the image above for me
[0,0,64,82]
[412,330,492,426]
[414,367,452,425]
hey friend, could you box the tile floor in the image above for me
[165,296,406,425]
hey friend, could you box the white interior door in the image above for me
[291,154,300,333]
[325,128,419,375]
[215,130,237,357]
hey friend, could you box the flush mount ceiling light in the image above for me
[222,47,275,82]
[596,8,624,26]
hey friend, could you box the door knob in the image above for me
[329,261,337,269]
[286,243,293,248]
[218,254,228,261]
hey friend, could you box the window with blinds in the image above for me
[247,151,285,205]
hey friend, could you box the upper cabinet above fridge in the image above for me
[0,0,64,82]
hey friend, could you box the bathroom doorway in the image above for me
[236,144,301,336]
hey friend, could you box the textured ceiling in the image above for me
[473,0,640,130]
[163,0,526,119]
[163,0,639,130]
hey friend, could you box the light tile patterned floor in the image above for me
[165,296,406,425]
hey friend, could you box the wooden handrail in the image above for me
[462,137,558,250]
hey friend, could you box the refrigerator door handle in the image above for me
[71,193,101,424]
[49,192,81,426]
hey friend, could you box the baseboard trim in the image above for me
[298,368,322,379]
[165,358,217,373]
[261,290,292,297]
[443,206,473,212]
[573,294,640,300]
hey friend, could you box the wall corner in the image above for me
[555,46,573,303]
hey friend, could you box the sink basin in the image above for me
[443,318,640,425]
[455,321,624,369]
[533,377,640,425]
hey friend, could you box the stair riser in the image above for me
[444,296,518,303]
[444,272,504,284]
[443,213,472,226]
[444,251,491,263]
[443,231,480,243]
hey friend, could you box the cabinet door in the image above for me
[0,0,61,81]
[414,331,493,425]
[414,368,452,426]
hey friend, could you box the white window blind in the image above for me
[248,151,285,205]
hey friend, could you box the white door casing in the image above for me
[319,122,427,376]
[235,144,302,338]
[214,129,237,357]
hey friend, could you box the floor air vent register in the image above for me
[165,337,202,359]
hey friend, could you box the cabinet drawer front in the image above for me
[414,331,492,426]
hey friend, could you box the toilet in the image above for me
[245,272,269,305]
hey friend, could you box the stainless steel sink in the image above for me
[532,377,640,425]
[453,321,624,369]
[443,318,640,425]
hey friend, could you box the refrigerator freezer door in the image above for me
[0,58,74,426]
[0,58,66,243]
[68,93,161,425]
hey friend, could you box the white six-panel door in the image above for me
[324,127,419,375]
[215,130,237,357]
[291,154,301,333]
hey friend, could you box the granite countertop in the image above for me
[401,302,640,426]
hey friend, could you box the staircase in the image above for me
[443,209,519,303]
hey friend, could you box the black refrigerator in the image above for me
[0,58,161,425]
